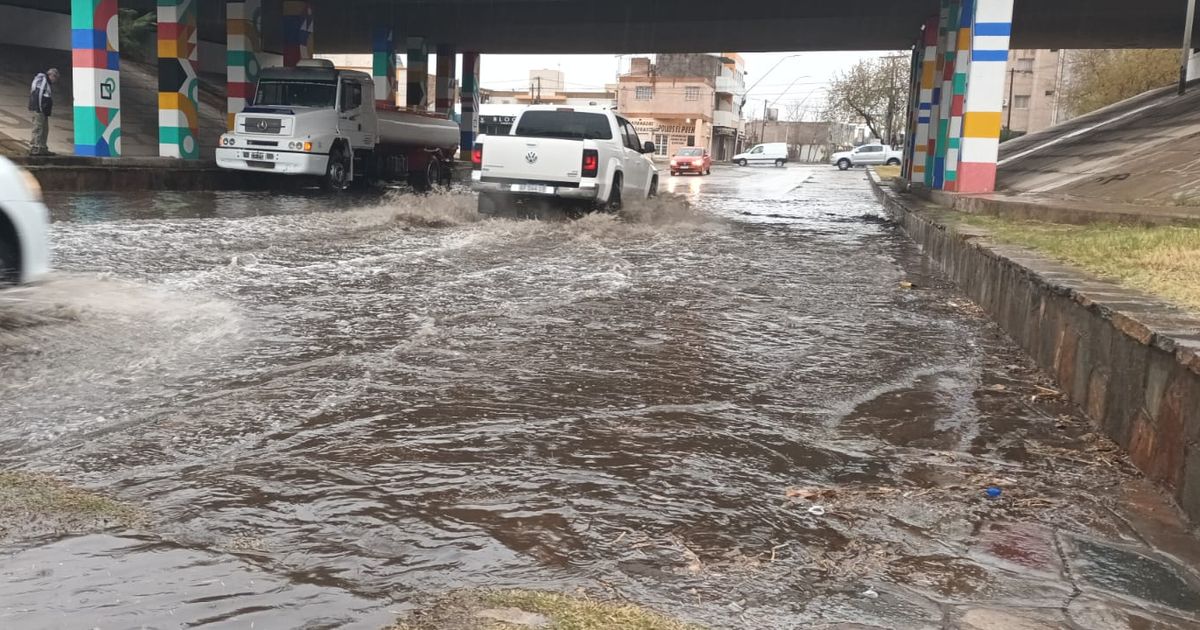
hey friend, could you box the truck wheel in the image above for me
[648,176,658,198]
[0,233,19,286]
[477,192,504,216]
[774,159,785,167]
[886,158,901,166]
[322,145,350,191]
[408,158,441,193]
[736,159,747,167]
[837,159,851,171]
[601,175,623,212]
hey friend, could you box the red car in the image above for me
[669,147,712,176]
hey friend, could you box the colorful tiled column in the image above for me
[227,0,261,130]
[406,38,429,110]
[372,27,397,109]
[954,0,1013,193]
[158,0,199,159]
[71,0,121,157]
[282,0,313,67]
[930,0,958,189]
[435,44,456,116]
[910,16,940,184]
[941,0,975,191]
[460,52,481,150]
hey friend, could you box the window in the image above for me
[750,145,764,154]
[514,111,613,140]
[635,86,654,100]
[617,118,641,151]
[340,81,362,112]
[255,80,337,108]
[1015,58,1034,72]
[1012,95,1031,109]
[654,133,669,156]
[857,145,882,154]
[684,86,700,101]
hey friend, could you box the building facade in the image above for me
[615,53,746,161]
[1001,49,1072,136]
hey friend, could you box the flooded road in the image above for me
[2,166,1199,629]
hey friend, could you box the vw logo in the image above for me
[525,151,538,164]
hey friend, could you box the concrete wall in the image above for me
[617,79,714,119]
[871,175,1200,522]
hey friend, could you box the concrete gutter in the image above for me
[868,170,1200,521]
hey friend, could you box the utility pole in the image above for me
[885,58,897,145]
[761,99,769,144]
[1181,0,1197,95]
[1006,67,1016,131]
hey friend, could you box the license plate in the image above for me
[243,151,275,161]
[513,183,552,194]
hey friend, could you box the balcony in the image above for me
[713,110,740,129]
[715,75,742,95]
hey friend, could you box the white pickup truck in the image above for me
[217,59,461,191]
[470,107,659,214]
[830,143,903,170]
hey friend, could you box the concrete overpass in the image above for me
[1,0,1197,193]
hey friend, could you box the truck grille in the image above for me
[242,117,283,134]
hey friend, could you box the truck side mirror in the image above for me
[643,141,655,154]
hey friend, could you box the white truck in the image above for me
[217,59,461,191]
[830,143,903,170]
[470,107,659,214]
[0,156,50,286]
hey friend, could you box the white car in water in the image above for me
[0,157,50,285]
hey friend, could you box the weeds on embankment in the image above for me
[959,214,1200,313]
[390,590,704,630]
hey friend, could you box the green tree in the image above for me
[118,9,157,63]
[824,55,911,145]
[1063,50,1178,117]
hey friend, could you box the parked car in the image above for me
[471,106,659,213]
[0,157,50,286]
[732,142,788,167]
[830,144,902,170]
[669,147,712,176]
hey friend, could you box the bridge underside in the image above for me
[10,0,1197,53]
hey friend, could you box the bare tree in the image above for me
[1063,50,1177,117]
[824,55,910,144]
[784,100,808,122]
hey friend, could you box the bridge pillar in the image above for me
[71,0,121,157]
[406,38,429,110]
[282,0,314,67]
[930,0,959,189]
[226,0,262,130]
[947,0,1013,193]
[373,28,397,108]
[157,0,199,160]
[460,52,481,150]
[906,16,940,183]
[435,44,457,117]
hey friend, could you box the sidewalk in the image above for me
[921,187,1200,227]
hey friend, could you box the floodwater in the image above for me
[2,167,1198,629]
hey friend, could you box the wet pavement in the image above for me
[2,165,1200,629]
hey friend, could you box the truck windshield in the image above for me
[514,111,613,140]
[254,80,337,108]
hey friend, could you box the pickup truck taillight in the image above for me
[471,143,483,170]
[582,149,599,178]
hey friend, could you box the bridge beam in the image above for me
[460,52,481,150]
[373,27,397,108]
[71,0,121,157]
[158,0,200,159]
[406,38,429,110]
[435,44,457,117]
[227,0,262,130]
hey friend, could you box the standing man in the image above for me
[28,68,59,156]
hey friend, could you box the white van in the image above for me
[732,142,788,167]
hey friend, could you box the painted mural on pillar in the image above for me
[942,0,975,190]
[460,53,481,150]
[932,0,959,189]
[435,44,456,116]
[373,28,397,109]
[227,0,262,130]
[910,16,939,181]
[158,0,199,159]
[71,0,121,157]
[406,38,428,109]
[283,0,314,67]
[955,0,1013,193]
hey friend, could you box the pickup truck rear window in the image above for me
[514,111,613,141]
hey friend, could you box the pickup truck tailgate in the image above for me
[481,136,583,185]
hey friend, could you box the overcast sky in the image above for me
[475,51,899,120]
